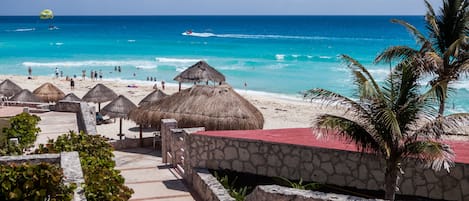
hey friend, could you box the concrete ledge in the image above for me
[245,185,382,201]
[0,153,60,164]
[109,136,156,150]
[192,168,235,201]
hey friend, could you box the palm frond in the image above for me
[374,46,419,64]
[376,108,402,140]
[444,36,469,62]
[391,19,429,45]
[303,88,369,116]
[413,113,469,137]
[341,54,383,99]
[424,0,440,39]
[402,140,454,172]
[315,114,388,156]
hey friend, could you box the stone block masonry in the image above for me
[183,131,469,200]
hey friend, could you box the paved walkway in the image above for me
[114,148,197,201]
[32,110,197,201]
[35,111,78,148]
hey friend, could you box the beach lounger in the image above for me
[96,112,113,125]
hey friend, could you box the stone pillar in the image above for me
[170,129,183,167]
[182,127,205,185]
[161,119,177,163]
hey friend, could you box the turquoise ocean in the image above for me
[0,16,468,112]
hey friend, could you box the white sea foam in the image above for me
[175,66,187,72]
[275,54,285,61]
[266,63,288,70]
[155,57,202,64]
[135,65,157,69]
[22,60,157,68]
[319,56,332,59]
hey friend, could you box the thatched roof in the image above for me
[82,84,118,103]
[62,93,82,101]
[0,79,22,97]
[139,89,168,105]
[10,89,42,102]
[129,84,264,130]
[101,95,137,118]
[173,61,225,83]
[33,82,65,102]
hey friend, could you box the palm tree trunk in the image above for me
[384,160,399,201]
[438,97,446,116]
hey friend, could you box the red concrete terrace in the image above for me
[196,128,469,164]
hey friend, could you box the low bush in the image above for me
[35,131,133,201]
[1,112,41,155]
[0,162,75,201]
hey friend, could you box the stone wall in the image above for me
[191,168,235,201]
[245,185,382,201]
[0,151,86,201]
[56,100,97,135]
[184,133,469,201]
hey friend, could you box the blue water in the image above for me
[1,16,468,112]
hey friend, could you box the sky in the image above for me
[0,0,442,16]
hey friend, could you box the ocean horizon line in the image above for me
[0,14,426,17]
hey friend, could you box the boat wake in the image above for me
[181,31,384,41]
[7,28,36,32]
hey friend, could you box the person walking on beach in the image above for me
[70,78,75,90]
[94,71,98,81]
[28,66,32,76]
[161,80,165,90]
[82,70,86,80]
[55,67,59,78]
[99,70,103,80]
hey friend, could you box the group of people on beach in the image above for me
[89,70,103,81]
[27,65,164,90]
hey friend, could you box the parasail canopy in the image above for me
[40,9,54,20]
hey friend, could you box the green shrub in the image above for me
[0,162,75,201]
[35,131,133,201]
[1,112,41,155]
[276,177,322,190]
[214,171,249,201]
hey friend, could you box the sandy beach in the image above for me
[2,74,467,142]
[0,74,336,139]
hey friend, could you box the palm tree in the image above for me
[375,0,469,115]
[304,55,469,201]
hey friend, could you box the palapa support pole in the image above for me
[119,117,123,140]
[178,82,181,92]
[98,102,101,112]
[139,124,143,147]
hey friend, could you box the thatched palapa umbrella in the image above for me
[33,82,65,102]
[101,95,137,140]
[173,61,225,91]
[0,79,22,97]
[10,89,42,102]
[130,84,264,130]
[62,93,82,101]
[82,84,118,111]
[138,89,168,105]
